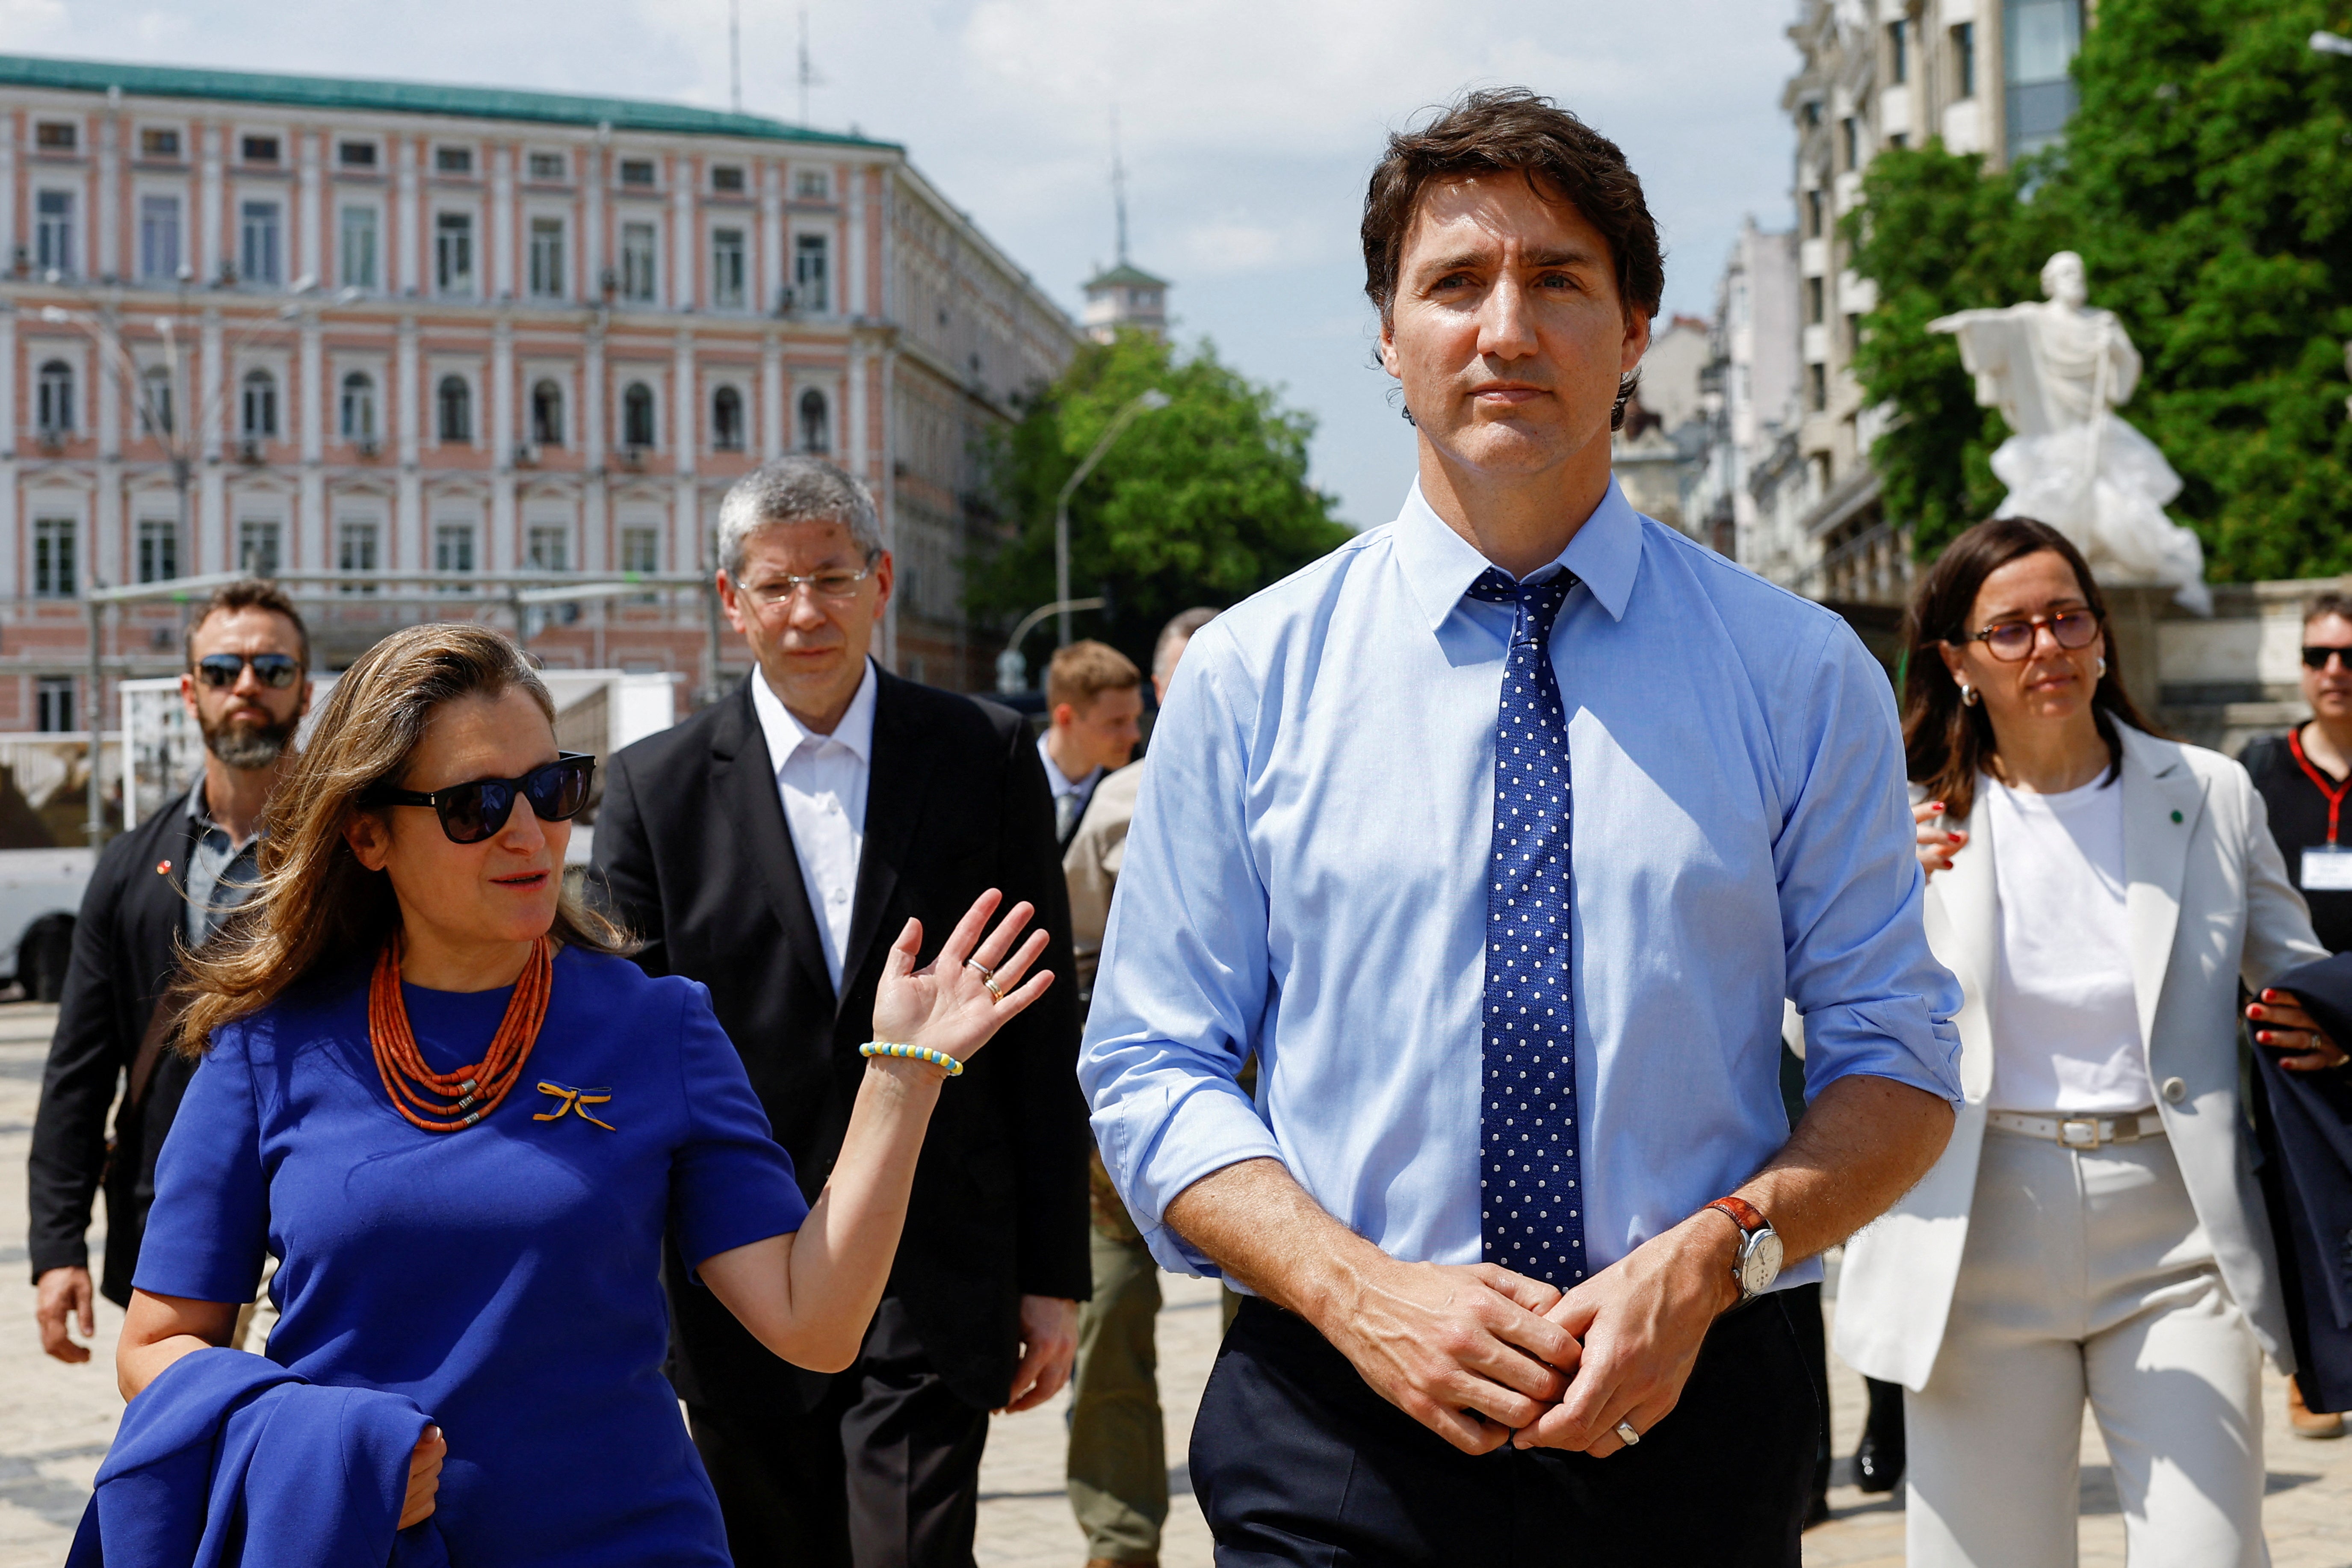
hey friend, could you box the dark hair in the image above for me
[185,577,311,671]
[2306,592,2352,630]
[1902,517,2163,823]
[1361,87,1664,431]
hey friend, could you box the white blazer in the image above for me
[1833,724,2322,1389]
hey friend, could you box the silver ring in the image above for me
[1614,1419,1641,1447]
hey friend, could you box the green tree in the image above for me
[969,332,1350,675]
[1850,0,2352,573]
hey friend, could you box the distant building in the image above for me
[1080,261,1168,343]
[1691,219,1803,572]
[1779,0,2089,604]
[1609,314,1711,537]
[0,53,1080,735]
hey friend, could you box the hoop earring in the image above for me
[1959,683,1981,707]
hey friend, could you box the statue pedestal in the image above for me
[2103,584,2170,713]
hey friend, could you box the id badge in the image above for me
[2304,847,2352,891]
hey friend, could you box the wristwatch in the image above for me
[1705,1195,1783,1302]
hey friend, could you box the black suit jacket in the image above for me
[591,670,1090,1413]
[27,800,205,1305]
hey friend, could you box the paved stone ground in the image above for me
[3,998,2348,1565]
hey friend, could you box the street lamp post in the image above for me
[1052,388,1170,649]
[2313,30,2352,56]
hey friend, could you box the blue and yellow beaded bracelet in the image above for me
[858,1041,965,1078]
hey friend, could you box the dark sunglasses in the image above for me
[366,753,596,845]
[195,652,304,689]
[2303,645,2352,671]
[1956,608,2102,663]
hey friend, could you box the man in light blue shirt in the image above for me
[1078,89,1962,1565]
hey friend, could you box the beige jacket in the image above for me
[1064,761,1144,1000]
[1833,724,2320,1389]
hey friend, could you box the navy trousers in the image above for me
[1193,1294,1817,1568]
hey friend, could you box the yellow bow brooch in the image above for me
[533,1082,617,1131]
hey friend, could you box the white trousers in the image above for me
[1904,1126,2268,1568]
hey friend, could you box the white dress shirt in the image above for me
[1038,732,1103,840]
[751,659,878,992]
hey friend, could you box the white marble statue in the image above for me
[1930,251,2211,614]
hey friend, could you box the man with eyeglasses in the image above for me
[29,578,312,1364]
[593,455,1087,1568]
[2238,590,2352,1439]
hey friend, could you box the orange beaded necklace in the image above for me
[368,936,554,1132]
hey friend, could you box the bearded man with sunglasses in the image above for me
[29,578,313,1364]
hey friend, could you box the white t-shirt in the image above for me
[1983,772,2156,1113]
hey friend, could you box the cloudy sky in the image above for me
[6,0,1801,528]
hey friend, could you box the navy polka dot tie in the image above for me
[1466,566,1587,1291]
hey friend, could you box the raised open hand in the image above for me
[869,888,1054,1067]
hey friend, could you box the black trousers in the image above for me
[687,1298,990,1568]
[1194,1294,1818,1568]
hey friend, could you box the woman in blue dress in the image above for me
[114,622,1054,1564]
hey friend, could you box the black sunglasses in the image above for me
[2304,645,2352,671]
[366,753,597,844]
[195,652,304,689]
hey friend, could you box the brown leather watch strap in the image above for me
[1706,1195,1768,1236]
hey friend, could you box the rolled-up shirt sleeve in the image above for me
[1775,621,1965,1106]
[1078,623,1282,1276]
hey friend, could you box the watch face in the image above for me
[1738,1231,1785,1297]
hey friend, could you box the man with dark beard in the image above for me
[28,579,312,1363]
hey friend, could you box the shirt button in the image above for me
[2160,1076,2187,1104]
[830,888,848,905]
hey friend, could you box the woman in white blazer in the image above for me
[1832,518,2344,1567]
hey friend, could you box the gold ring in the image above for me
[982,975,1006,1003]
[1614,1420,1641,1447]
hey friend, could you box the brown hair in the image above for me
[1361,87,1664,431]
[2306,591,2352,630]
[1046,639,1142,712]
[176,623,629,1053]
[185,577,311,670]
[1903,517,2163,822]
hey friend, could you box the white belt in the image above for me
[1985,1108,2166,1149]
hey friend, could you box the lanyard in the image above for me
[2289,725,2349,846]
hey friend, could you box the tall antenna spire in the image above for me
[797,9,821,127]
[1111,106,1129,266]
[729,0,742,114]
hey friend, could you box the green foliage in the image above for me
[1847,0,2352,576]
[968,332,1351,671]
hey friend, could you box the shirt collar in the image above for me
[1036,731,1102,798]
[1389,476,1643,635]
[751,657,879,774]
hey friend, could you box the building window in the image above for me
[1888,132,1908,151]
[712,385,745,450]
[240,200,283,285]
[527,525,570,572]
[238,520,281,578]
[1846,313,1864,356]
[528,150,567,181]
[1807,277,1825,325]
[1953,23,1978,99]
[1888,18,1909,85]
[338,521,380,592]
[340,372,377,440]
[794,233,830,314]
[529,216,565,299]
[142,364,173,435]
[622,382,656,449]
[434,523,476,575]
[1808,362,1828,413]
[241,134,280,164]
[36,360,75,434]
[32,518,77,598]
[620,526,659,574]
[35,121,77,153]
[619,158,656,188]
[2005,0,2086,162]
[712,164,745,194]
[35,190,74,275]
[436,212,474,294]
[338,140,377,169]
[139,194,181,282]
[35,678,76,734]
[139,127,180,159]
[136,519,179,584]
[531,379,564,446]
[796,169,829,200]
[1840,117,1860,171]
[241,369,278,440]
[798,388,830,454]
[437,375,473,442]
[621,222,657,302]
[436,145,474,175]
[711,227,746,308]
[1805,188,1825,239]
[336,207,378,291]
